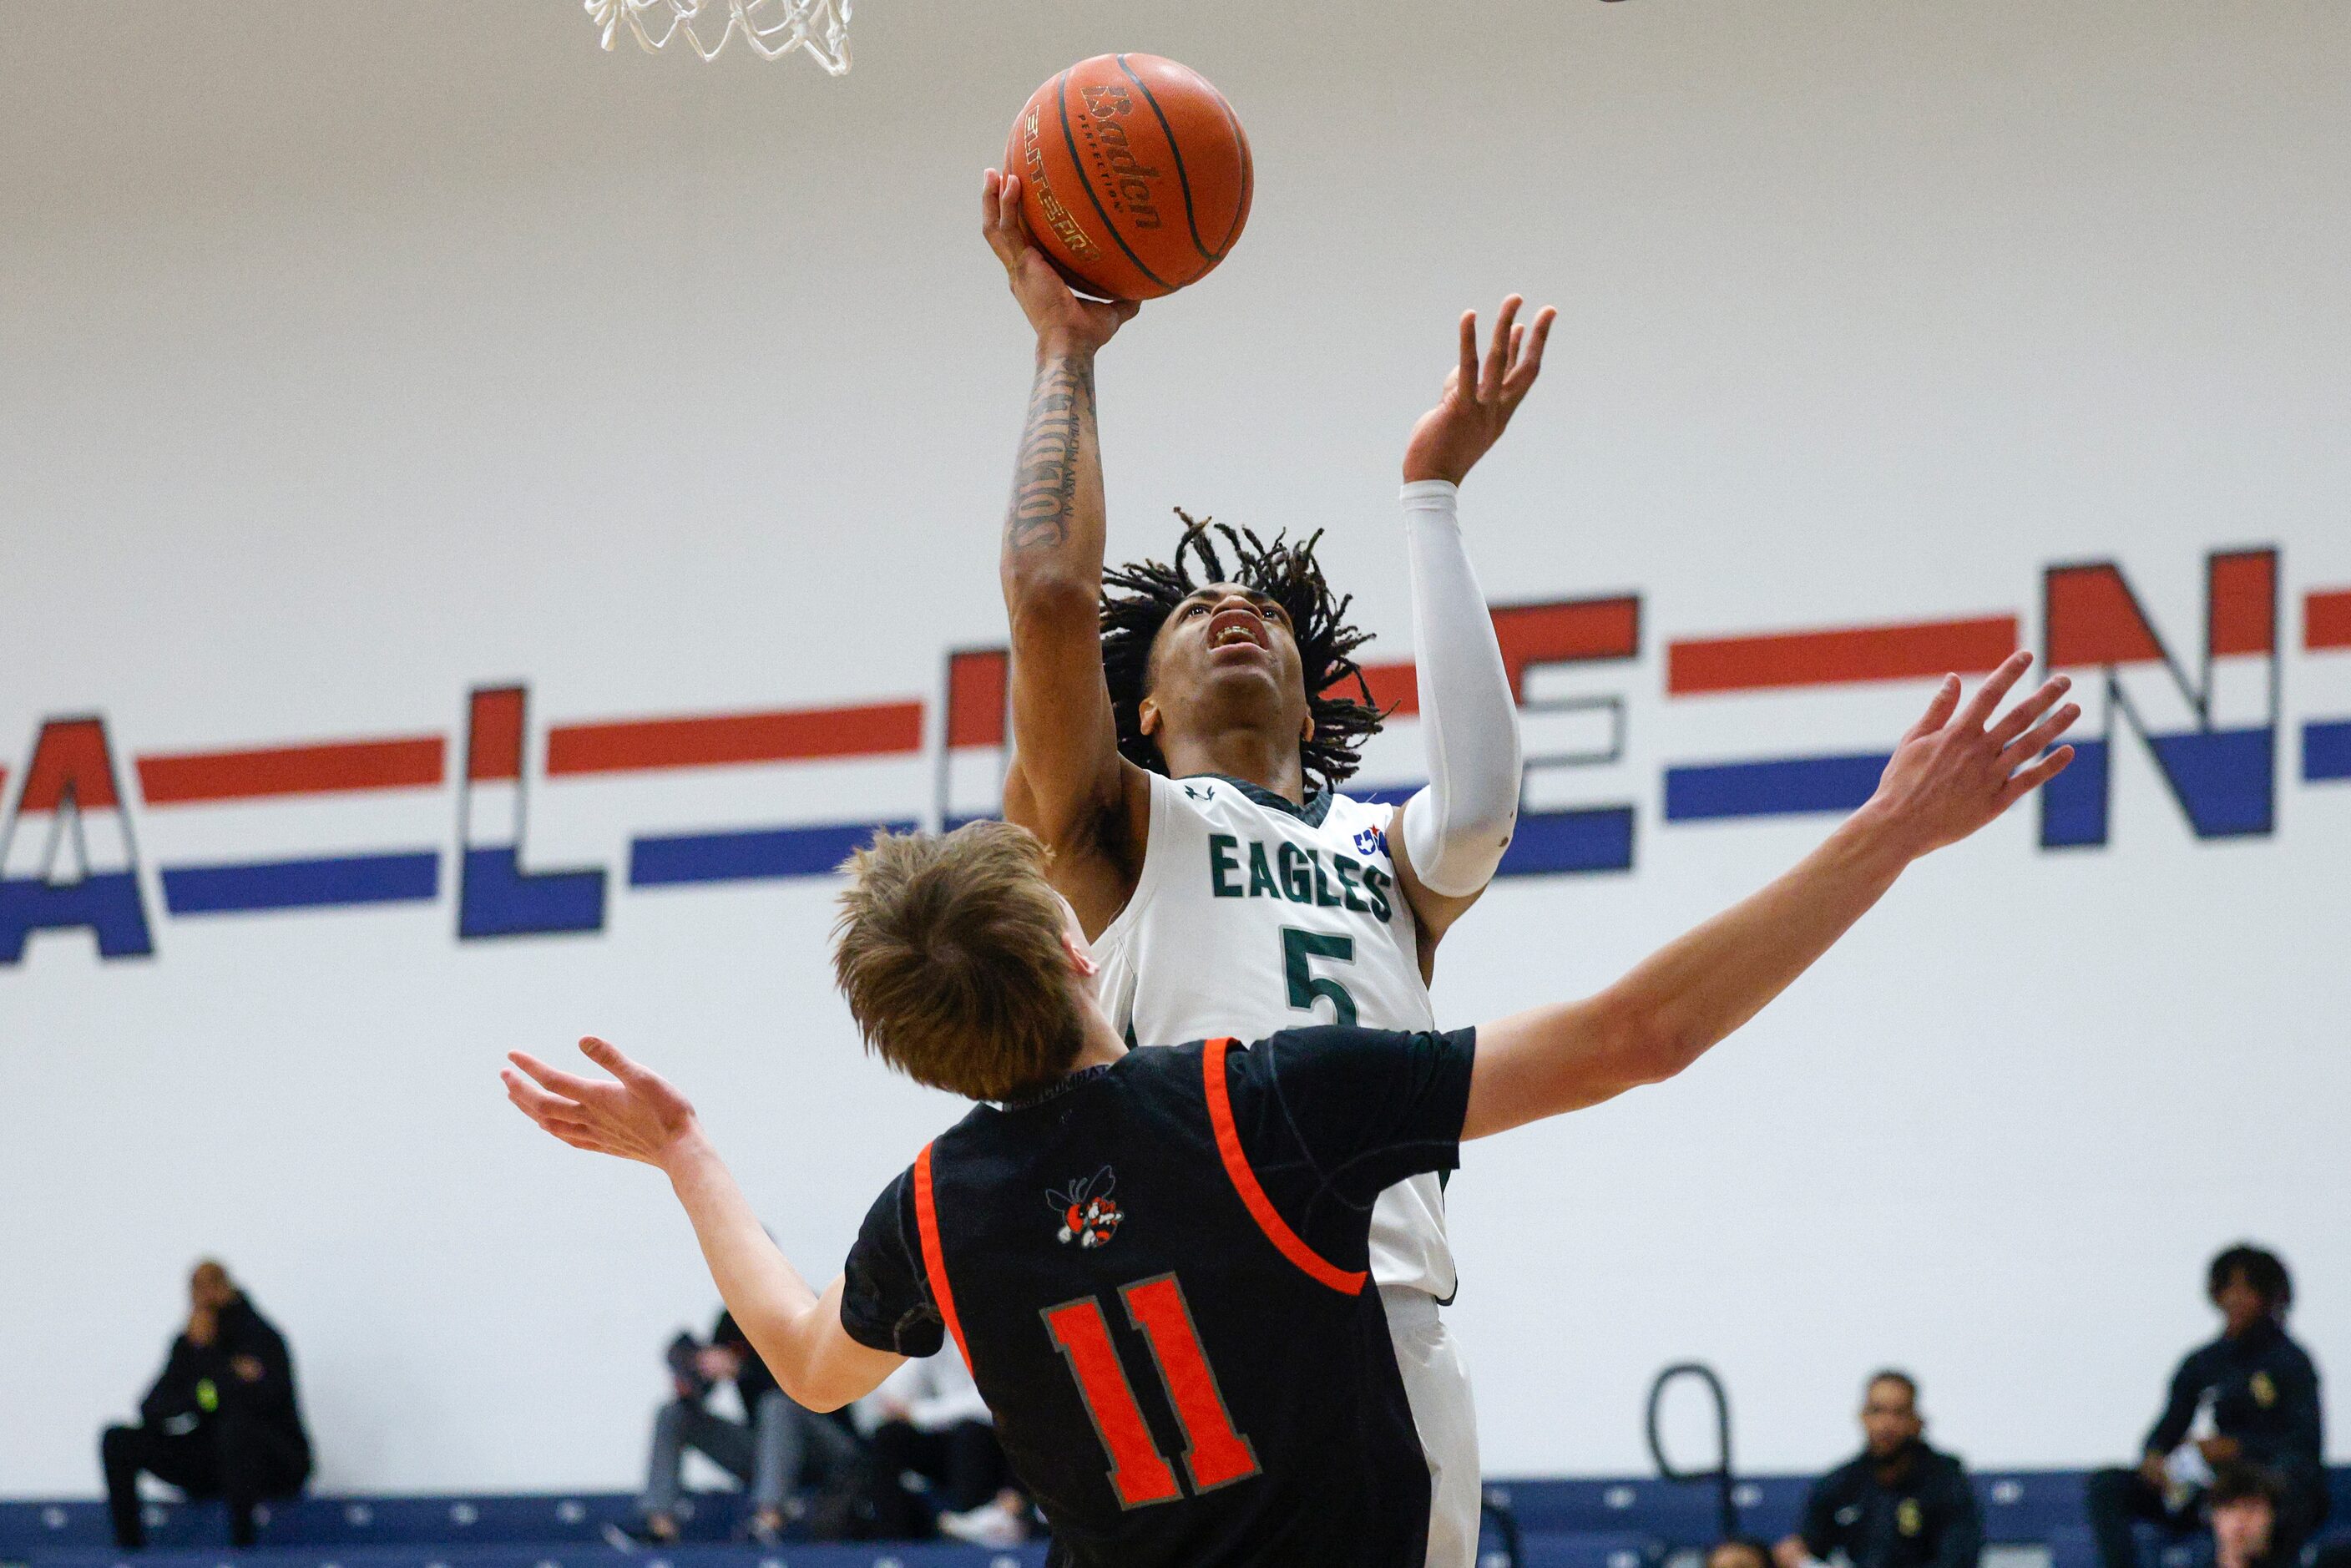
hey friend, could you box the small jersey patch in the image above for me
[1049,1166,1124,1248]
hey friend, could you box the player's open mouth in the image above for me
[1206,608,1270,655]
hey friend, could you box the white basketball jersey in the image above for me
[1094,769,1458,1300]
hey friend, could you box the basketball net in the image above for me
[584,0,852,72]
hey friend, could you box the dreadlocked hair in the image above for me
[1100,508,1384,793]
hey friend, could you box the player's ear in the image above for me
[1060,927,1098,979]
[1300,711,1314,744]
[1138,695,1161,739]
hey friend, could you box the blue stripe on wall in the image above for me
[161,852,440,915]
[2306,720,2351,781]
[1663,753,1889,822]
[629,821,918,886]
[1499,807,1636,875]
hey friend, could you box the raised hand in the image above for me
[503,1037,703,1170]
[1866,650,2079,859]
[982,168,1140,356]
[1403,294,1559,485]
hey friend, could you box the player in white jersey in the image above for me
[979,168,1551,1568]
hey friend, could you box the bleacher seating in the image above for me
[3,1469,2343,1568]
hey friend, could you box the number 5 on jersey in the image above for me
[1044,1272,1261,1506]
[1282,927,1358,1026]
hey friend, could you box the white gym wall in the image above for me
[3,1,2345,1495]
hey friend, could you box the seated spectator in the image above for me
[1712,1539,1779,1568]
[625,1308,865,1545]
[101,1260,311,1550]
[2085,1244,2327,1568]
[859,1350,1029,1546]
[1775,1370,1982,1568]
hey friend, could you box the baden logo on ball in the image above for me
[1005,54,1254,301]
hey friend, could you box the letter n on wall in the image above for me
[2040,550,2278,847]
[457,686,606,939]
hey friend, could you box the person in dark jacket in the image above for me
[1775,1371,1984,1568]
[101,1260,312,1549]
[2085,1245,2327,1568]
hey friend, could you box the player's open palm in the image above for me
[983,168,1139,352]
[1868,650,2080,858]
[503,1037,701,1170]
[1403,294,1558,485]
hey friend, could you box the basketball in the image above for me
[1003,53,1253,301]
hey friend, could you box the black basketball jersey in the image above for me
[839,1025,1477,1568]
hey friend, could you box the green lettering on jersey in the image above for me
[1362,865,1393,923]
[1246,841,1281,898]
[1307,849,1342,908]
[1332,852,1371,913]
[1208,832,1242,898]
[1276,842,1313,903]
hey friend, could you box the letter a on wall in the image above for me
[457,686,606,939]
[0,716,154,962]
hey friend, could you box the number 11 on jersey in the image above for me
[1044,1272,1261,1506]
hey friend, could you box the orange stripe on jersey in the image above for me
[1201,1038,1368,1296]
[913,1143,973,1371]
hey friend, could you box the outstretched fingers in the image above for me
[508,1050,605,1103]
[2004,702,2081,766]
[502,1066,584,1123]
[1504,305,1558,397]
[2000,745,2076,807]
[1901,675,1964,743]
[1988,673,2072,747]
[578,1035,655,1089]
[1480,295,1523,400]
[1456,310,1479,399]
[1957,650,2035,731]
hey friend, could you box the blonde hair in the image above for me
[832,822,1087,1102]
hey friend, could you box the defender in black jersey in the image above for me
[504,650,2075,1568]
[841,1026,1472,1565]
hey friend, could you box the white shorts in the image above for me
[1382,1285,1481,1568]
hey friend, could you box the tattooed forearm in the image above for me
[1006,353,1095,554]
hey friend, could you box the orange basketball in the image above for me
[1004,53,1253,301]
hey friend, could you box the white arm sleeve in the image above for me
[1397,479,1522,898]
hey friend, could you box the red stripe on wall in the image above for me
[1669,615,2018,695]
[1351,660,1420,716]
[138,737,445,804]
[2207,552,2278,657]
[468,689,527,782]
[546,701,924,776]
[1337,595,1645,716]
[2307,589,2351,651]
[945,650,1011,749]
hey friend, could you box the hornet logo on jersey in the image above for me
[1049,1166,1123,1248]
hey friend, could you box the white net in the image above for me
[584,0,852,71]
